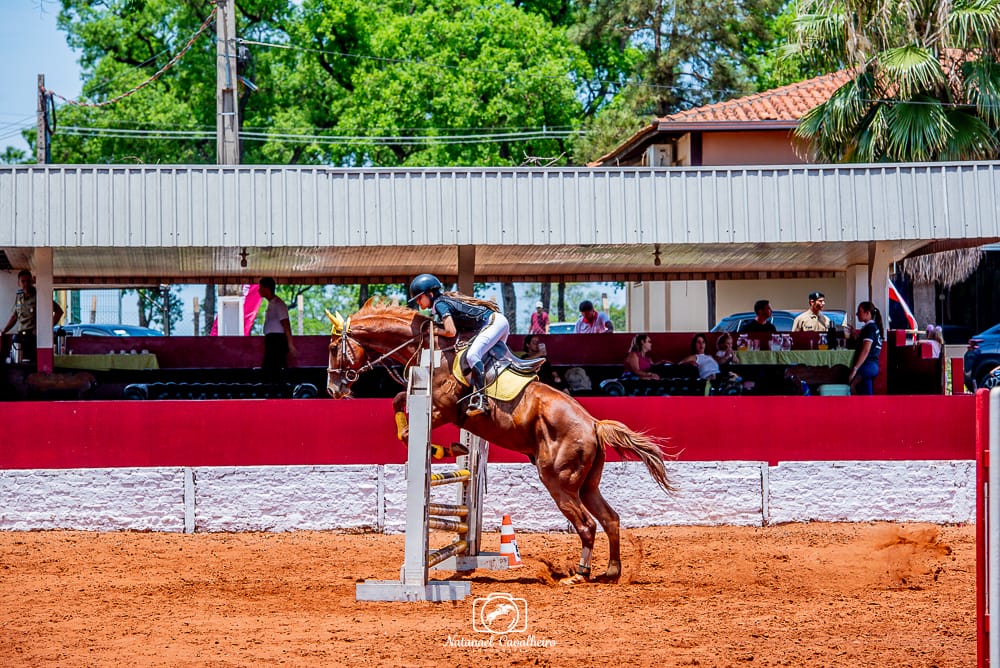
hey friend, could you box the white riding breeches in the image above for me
[465,313,509,368]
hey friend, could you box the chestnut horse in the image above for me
[326,302,674,584]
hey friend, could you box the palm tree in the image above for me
[787,0,1000,321]
[790,0,1000,163]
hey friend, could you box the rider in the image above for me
[408,273,508,416]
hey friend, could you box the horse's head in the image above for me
[325,302,432,399]
[326,310,366,399]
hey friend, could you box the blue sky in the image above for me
[0,1,81,154]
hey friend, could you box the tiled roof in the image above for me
[660,70,851,123]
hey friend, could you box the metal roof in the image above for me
[1,163,998,285]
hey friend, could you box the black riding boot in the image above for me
[467,361,487,416]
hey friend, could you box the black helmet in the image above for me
[408,273,443,304]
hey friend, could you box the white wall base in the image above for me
[0,460,975,532]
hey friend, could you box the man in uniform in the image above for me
[791,291,831,332]
[2,270,63,363]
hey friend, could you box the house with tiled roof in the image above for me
[590,70,850,167]
[593,71,862,332]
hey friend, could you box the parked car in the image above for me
[711,310,846,333]
[964,323,1000,391]
[57,323,164,337]
[548,322,576,334]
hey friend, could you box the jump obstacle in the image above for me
[356,340,509,602]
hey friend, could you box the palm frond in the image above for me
[941,110,999,159]
[852,103,890,162]
[884,97,953,160]
[877,45,946,98]
[962,59,1000,126]
[948,0,1000,48]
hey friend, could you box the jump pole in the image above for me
[355,339,507,602]
[977,387,999,667]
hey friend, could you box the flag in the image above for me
[887,278,917,329]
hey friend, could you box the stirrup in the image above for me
[466,392,486,416]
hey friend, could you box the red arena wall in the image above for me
[0,395,975,470]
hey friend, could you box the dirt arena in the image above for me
[0,522,975,667]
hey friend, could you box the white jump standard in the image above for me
[355,342,508,602]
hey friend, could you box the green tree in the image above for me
[129,286,183,333]
[49,0,588,166]
[0,146,28,164]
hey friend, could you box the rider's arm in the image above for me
[438,314,457,338]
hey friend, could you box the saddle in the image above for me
[451,340,544,401]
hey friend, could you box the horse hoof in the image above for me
[558,573,588,586]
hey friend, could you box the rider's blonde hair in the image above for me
[441,291,501,313]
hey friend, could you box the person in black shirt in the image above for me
[849,301,884,395]
[742,299,777,333]
[408,274,509,416]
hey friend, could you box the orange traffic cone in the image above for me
[499,514,523,568]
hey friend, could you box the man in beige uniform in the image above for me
[791,291,831,332]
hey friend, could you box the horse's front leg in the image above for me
[392,391,409,442]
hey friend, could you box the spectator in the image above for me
[529,301,550,334]
[849,301,884,395]
[2,269,64,363]
[258,277,297,373]
[680,333,720,381]
[714,332,740,365]
[743,299,777,333]
[792,291,831,332]
[623,334,661,380]
[923,324,944,359]
[575,300,614,334]
[520,334,563,389]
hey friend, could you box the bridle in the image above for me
[326,314,433,387]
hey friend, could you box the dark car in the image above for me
[711,310,846,333]
[58,323,164,337]
[964,323,1000,391]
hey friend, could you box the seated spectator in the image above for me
[743,299,777,333]
[679,333,720,381]
[923,325,944,359]
[519,334,564,389]
[714,332,740,366]
[623,334,661,380]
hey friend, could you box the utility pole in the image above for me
[216,0,240,165]
[36,74,50,164]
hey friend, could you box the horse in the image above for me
[325,302,674,584]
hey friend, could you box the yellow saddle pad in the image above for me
[451,351,536,402]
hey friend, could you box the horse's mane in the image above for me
[354,301,430,326]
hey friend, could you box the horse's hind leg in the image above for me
[580,444,621,581]
[537,471,597,585]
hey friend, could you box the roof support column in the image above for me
[34,247,55,373]
[869,241,894,319]
[845,264,869,328]
[457,245,475,295]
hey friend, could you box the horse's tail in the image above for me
[595,420,676,494]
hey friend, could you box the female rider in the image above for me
[408,273,509,416]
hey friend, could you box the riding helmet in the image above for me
[408,273,443,304]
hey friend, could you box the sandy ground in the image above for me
[0,523,974,667]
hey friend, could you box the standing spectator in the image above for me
[2,269,63,363]
[575,300,614,334]
[792,291,831,332]
[743,299,777,333]
[529,301,550,334]
[258,277,297,373]
[849,301,884,395]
